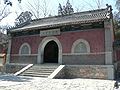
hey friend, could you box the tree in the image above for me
[83,0,104,10]
[116,0,120,10]
[92,0,103,9]
[0,0,12,22]
[0,0,22,22]
[12,0,49,18]
[24,0,50,19]
[115,0,120,22]
[115,0,120,39]
[58,0,74,16]
[58,3,63,16]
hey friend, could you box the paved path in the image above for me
[0,75,116,90]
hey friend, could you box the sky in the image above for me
[0,0,117,26]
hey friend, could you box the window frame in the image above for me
[71,39,90,53]
[19,43,31,55]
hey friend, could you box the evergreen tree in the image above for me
[65,0,74,15]
[116,0,120,10]
[58,0,74,16]
[58,3,63,16]
[115,0,120,23]
[115,0,120,39]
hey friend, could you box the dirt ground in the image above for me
[0,75,115,90]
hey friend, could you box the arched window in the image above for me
[19,43,31,55]
[72,39,90,53]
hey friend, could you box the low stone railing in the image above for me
[14,64,33,76]
[48,65,65,79]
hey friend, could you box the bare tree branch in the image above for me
[26,5,38,19]
[75,5,85,12]
[83,0,105,10]
[25,0,50,19]
[0,5,7,16]
[0,3,11,22]
[0,12,11,21]
[84,0,95,10]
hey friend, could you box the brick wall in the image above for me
[58,29,105,53]
[11,29,105,54]
[10,28,105,63]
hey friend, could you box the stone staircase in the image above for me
[21,64,59,78]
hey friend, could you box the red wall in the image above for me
[11,29,105,54]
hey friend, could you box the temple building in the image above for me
[6,4,115,79]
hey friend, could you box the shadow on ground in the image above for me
[0,75,33,82]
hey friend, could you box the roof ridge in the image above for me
[9,4,112,32]
[32,8,108,22]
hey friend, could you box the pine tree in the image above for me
[116,0,120,10]
[115,0,120,23]
[58,3,63,16]
[65,0,74,15]
[58,0,74,16]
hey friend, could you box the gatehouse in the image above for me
[6,4,115,79]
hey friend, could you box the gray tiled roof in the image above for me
[11,6,112,32]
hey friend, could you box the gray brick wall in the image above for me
[10,55,37,64]
[5,63,27,73]
[62,54,105,65]
[64,65,108,79]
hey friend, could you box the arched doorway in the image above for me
[43,41,58,63]
[37,36,62,64]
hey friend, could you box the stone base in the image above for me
[5,63,28,74]
[54,65,114,80]
[64,65,114,80]
[4,63,114,80]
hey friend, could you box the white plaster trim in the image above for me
[19,43,31,55]
[6,39,11,64]
[37,36,62,64]
[104,20,113,65]
[107,65,114,80]
[105,52,113,65]
[40,28,60,36]
[14,64,33,76]
[11,54,38,56]
[63,52,111,55]
[65,65,114,68]
[48,65,65,79]
[71,39,90,53]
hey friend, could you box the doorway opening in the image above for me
[44,40,58,63]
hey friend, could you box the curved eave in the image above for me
[10,18,108,33]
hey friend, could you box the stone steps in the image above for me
[21,64,59,78]
[23,74,49,77]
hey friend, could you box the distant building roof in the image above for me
[10,5,112,32]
